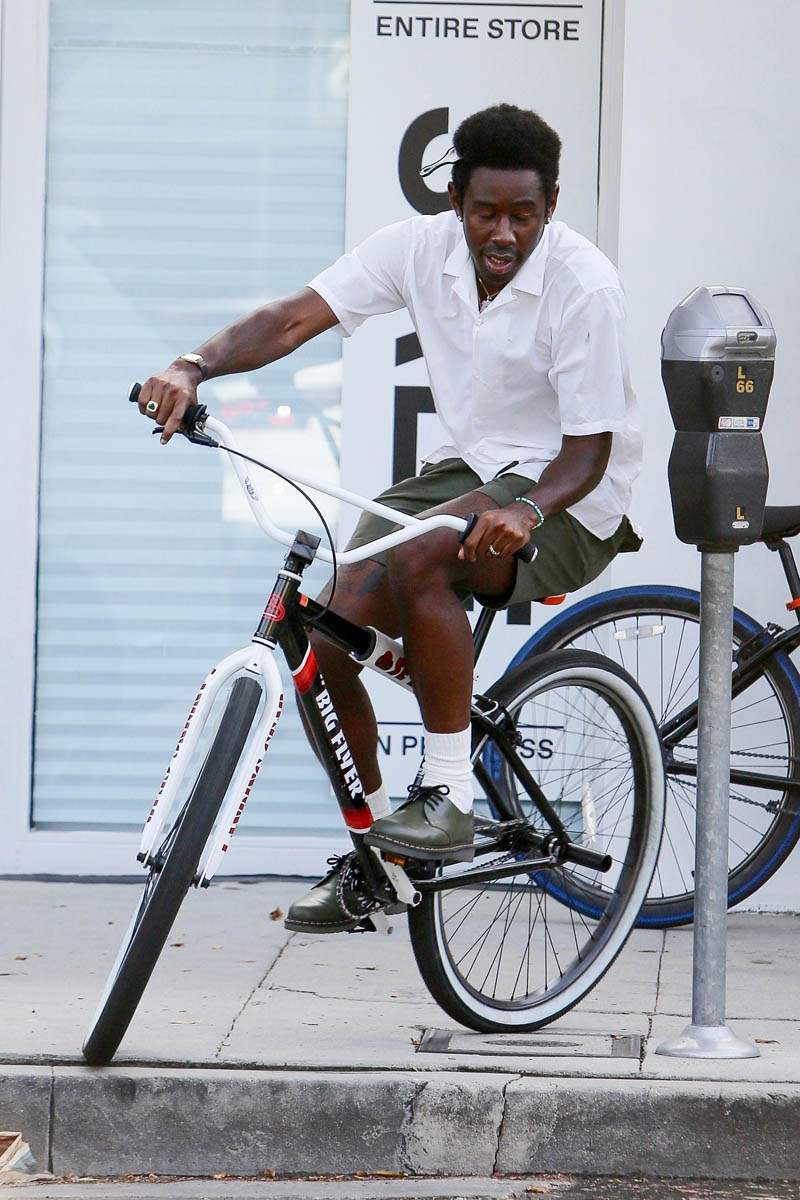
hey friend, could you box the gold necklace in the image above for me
[477,275,501,305]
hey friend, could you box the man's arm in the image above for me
[459,432,612,561]
[138,286,339,442]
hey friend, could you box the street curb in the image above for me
[499,1076,800,1178]
[2,1067,800,1180]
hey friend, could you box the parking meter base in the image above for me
[656,1021,759,1060]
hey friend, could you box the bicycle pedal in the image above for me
[381,851,408,867]
[363,909,398,936]
[348,914,387,935]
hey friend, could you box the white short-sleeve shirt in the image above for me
[308,212,642,540]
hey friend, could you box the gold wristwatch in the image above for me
[177,353,208,381]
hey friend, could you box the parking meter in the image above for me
[657,286,776,1062]
[662,286,776,548]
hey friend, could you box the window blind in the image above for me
[33,0,350,842]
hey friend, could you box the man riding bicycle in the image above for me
[138,103,642,934]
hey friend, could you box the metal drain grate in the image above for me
[418,1029,642,1059]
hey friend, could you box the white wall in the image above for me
[1,0,799,904]
[0,0,48,874]
[613,0,800,908]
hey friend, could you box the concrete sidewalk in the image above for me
[1,879,798,1181]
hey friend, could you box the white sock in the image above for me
[367,784,391,822]
[420,728,473,814]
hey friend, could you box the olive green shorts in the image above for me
[346,457,641,608]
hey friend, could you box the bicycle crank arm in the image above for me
[372,848,422,907]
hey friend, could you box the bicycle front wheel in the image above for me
[408,650,665,1033]
[82,675,262,1066]
[523,586,800,925]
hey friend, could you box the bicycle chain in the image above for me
[449,821,561,880]
[334,834,551,917]
[731,793,799,816]
[681,745,800,765]
[671,749,800,817]
[441,848,544,880]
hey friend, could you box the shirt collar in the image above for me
[509,221,550,295]
[443,220,550,305]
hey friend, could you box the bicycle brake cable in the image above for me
[188,439,339,617]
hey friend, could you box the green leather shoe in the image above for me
[284,852,381,934]
[364,785,474,863]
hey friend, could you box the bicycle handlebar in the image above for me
[128,383,536,566]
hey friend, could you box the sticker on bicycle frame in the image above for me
[375,648,411,684]
[263,593,286,622]
[316,687,365,801]
[291,645,318,693]
[343,806,372,830]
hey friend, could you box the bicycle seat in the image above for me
[760,505,800,542]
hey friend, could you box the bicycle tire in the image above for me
[82,675,262,1066]
[517,585,800,926]
[408,649,665,1032]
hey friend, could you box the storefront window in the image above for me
[33,2,349,838]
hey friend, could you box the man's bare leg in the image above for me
[286,491,515,928]
[284,559,405,934]
[304,558,401,796]
[365,492,515,861]
[388,492,514,729]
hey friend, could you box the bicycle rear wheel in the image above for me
[82,675,262,1066]
[522,586,800,925]
[408,650,664,1032]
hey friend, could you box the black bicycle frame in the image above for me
[250,532,608,896]
[660,550,800,794]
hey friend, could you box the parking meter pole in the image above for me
[656,285,774,1060]
[693,551,736,1028]
[656,553,757,1058]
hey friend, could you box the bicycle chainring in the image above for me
[335,852,385,922]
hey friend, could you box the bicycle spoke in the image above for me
[531,595,800,923]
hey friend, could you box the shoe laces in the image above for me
[327,850,383,921]
[405,782,451,817]
[325,851,355,874]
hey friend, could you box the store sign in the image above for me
[339,0,604,797]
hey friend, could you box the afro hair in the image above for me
[451,103,561,203]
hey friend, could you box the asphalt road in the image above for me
[3,1176,799,1199]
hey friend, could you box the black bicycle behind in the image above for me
[512,506,800,926]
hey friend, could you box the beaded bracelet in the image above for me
[516,496,545,528]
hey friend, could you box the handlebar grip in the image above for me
[459,512,537,564]
[459,512,479,542]
[127,383,207,434]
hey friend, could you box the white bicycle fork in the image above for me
[137,643,284,886]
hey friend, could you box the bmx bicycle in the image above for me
[82,393,665,1065]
